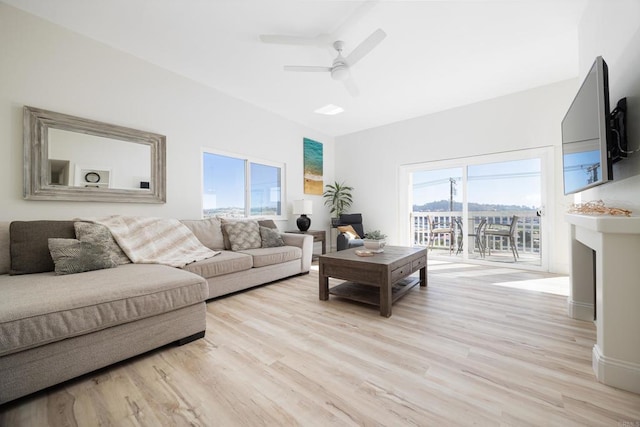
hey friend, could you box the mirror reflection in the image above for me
[48,129,151,190]
[23,106,166,203]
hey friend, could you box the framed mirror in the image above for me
[23,106,166,203]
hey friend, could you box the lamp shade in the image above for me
[292,199,313,215]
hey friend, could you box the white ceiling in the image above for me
[4,0,586,137]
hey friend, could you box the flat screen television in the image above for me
[561,56,612,195]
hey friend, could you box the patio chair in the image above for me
[454,218,465,255]
[427,215,455,254]
[468,218,487,258]
[485,215,519,261]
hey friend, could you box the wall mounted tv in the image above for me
[561,56,627,195]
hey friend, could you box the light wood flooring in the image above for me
[2,261,639,426]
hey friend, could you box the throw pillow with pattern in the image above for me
[48,238,117,275]
[74,222,131,265]
[260,226,285,248]
[222,220,262,251]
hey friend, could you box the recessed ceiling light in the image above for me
[314,104,344,115]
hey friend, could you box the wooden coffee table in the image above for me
[319,246,428,317]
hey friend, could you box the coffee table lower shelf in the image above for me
[328,277,420,307]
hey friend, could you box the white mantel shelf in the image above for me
[566,214,640,394]
[566,213,640,234]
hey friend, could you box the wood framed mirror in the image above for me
[23,106,166,203]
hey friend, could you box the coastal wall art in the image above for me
[303,138,323,195]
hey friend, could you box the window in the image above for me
[202,151,284,219]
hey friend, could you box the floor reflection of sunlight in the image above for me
[313,259,568,297]
[427,262,478,271]
[434,267,519,277]
[427,260,569,296]
[487,276,569,296]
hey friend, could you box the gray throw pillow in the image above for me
[258,219,278,230]
[260,226,285,248]
[9,220,76,275]
[222,220,261,251]
[48,238,117,275]
[74,222,131,265]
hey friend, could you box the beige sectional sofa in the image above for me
[0,217,313,404]
[181,218,313,298]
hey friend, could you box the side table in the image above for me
[285,229,326,258]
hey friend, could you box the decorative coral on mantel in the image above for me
[568,200,632,216]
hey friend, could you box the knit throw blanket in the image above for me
[88,216,218,268]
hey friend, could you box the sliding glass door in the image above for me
[412,167,462,252]
[406,149,549,269]
[467,158,541,264]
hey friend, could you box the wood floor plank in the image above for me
[2,261,640,426]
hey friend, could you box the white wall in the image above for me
[0,4,335,233]
[577,0,640,210]
[335,80,578,273]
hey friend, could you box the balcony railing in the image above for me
[412,211,541,257]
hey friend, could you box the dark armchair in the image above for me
[336,213,365,251]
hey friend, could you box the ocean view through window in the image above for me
[202,151,284,218]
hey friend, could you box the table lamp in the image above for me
[293,199,313,232]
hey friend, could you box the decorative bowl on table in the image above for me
[363,239,386,253]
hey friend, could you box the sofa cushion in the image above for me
[0,264,207,357]
[182,250,252,279]
[0,222,9,275]
[239,246,302,268]
[222,220,262,251]
[9,221,76,275]
[48,238,117,275]
[260,226,285,248]
[181,218,225,250]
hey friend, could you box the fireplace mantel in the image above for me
[566,214,640,394]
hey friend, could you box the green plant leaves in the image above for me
[322,181,353,216]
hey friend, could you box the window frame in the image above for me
[201,148,286,220]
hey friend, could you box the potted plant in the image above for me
[363,230,387,252]
[323,181,353,226]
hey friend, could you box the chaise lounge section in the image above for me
[0,217,313,404]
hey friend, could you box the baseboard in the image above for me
[592,344,640,394]
[177,330,205,346]
[567,297,594,321]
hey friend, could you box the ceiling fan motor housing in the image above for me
[331,63,349,81]
[331,41,350,81]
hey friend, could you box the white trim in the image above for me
[566,296,594,321]
[593,344,640,394]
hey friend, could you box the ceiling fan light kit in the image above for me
[331,65,350,81]
[263,27,387,95]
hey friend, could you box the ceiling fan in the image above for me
[283,28,386,79]
[258,1,384,96]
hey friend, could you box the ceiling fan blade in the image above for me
[345,28,386,67]
[284,65,332,72]
[330,0,379,39]
[343,76,360,97]
[259,34,323,46]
